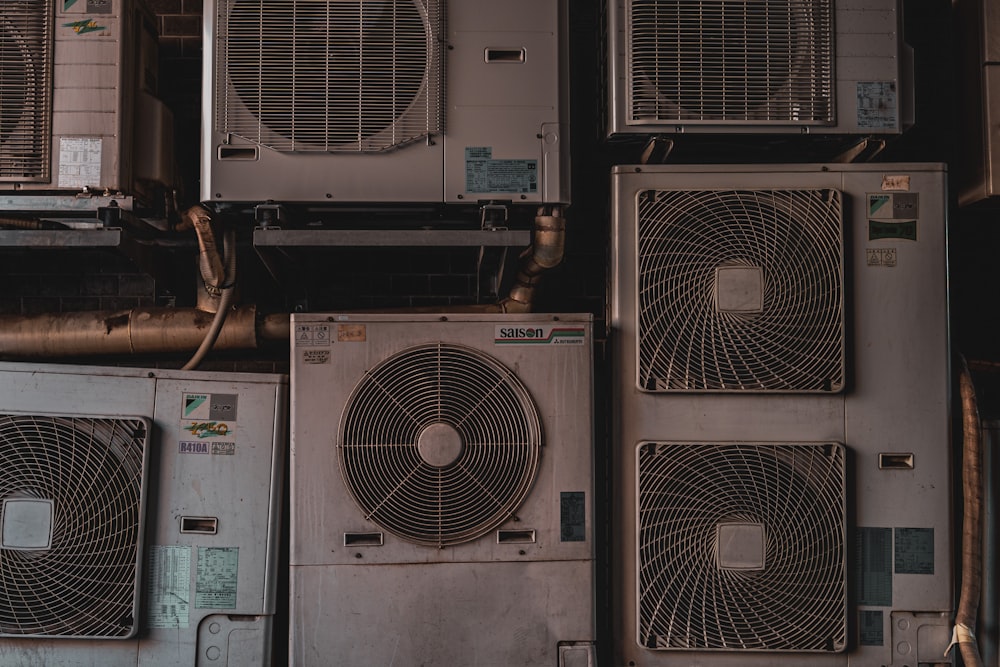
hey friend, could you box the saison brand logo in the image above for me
[494,325,586,346]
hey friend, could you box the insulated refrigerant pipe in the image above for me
[0,306,275,357]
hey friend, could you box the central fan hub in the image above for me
[417,423,464,468]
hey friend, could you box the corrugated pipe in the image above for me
[175,204,240,369]
[0,217,68,230]
[498,206,566,313]
[353,207,567,315]
[950,357,986,667]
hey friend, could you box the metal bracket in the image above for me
[480,203,509,231]
[255,203,287,228]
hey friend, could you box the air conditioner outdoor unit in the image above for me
[0,0,173,202]
[202,0,570,207]
[289,313,596,667]
[0,362,286,667]
[606,0,914,136]
[611,164,952,666]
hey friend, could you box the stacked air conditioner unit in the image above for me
[0,0,173,201]
[606,0,913,136]
[611,164,952,666]
[289,313,596,667]
[0,362,286,667]
[202,0,570,206]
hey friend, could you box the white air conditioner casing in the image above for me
[289,313,595,667]
[0,0,173,199]
[606,0,914,136]
[611,164,952,666]
[202,0,570,206]
[0,362,286,667]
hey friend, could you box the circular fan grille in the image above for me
[224,0,441,152]
[637,442,846,652]
[628,0,834,123]
[0,415,147,638]
[339,343,542,547]
[637,188,844,391]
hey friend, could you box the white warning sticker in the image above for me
[147,545,191,628]
[57,137,102,189]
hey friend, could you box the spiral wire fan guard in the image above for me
[0,413,149,638]
[636,441,847,652]
[636,187,845,392]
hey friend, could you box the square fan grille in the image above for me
[0,0,52,181]
[216,0,444,153]
[0,413,149,638]
[636,441,847,652]
[635,187,845,392]
[626,0,834,125]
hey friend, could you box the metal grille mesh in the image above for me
[636,188,844,392]
[0,1,51,180]
[637,442,846,652]
[340,343,542,547]
[0,414,148,638]
[218,0,443,152]
[627,0,834,124]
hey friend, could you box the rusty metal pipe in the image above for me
[0,307,260,357]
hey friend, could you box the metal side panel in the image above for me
[290,560,595,667]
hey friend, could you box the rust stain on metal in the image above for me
[103,313,130,335]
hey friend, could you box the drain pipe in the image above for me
[950,357,986,667]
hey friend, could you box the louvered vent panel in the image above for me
[627,0,834,124]
[339,343,542,547]
[637,441,847,652]
[218,0,444,152]
[0,1,51,181]
[636,188,844,392]
[0,414,149,638]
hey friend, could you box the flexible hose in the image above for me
[181,227,237,371]
[953,357,985,667]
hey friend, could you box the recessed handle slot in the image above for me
[344,532,383,547]
[485,48,525,63]
[218,146,258,160]
[180,516,218,534]
[879,453,915,470]
[497,529,536,544]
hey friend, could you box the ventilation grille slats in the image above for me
[218,0,444,153]
[0,414,148,638]
[339,343,542,548]
[627,0,834,124]
[637,441,847,652]
[636,188,844,392]
[0,1,51,180]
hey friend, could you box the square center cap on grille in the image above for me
[2,498,54,550]
[716,522,765,570]
[715,266,764,313]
